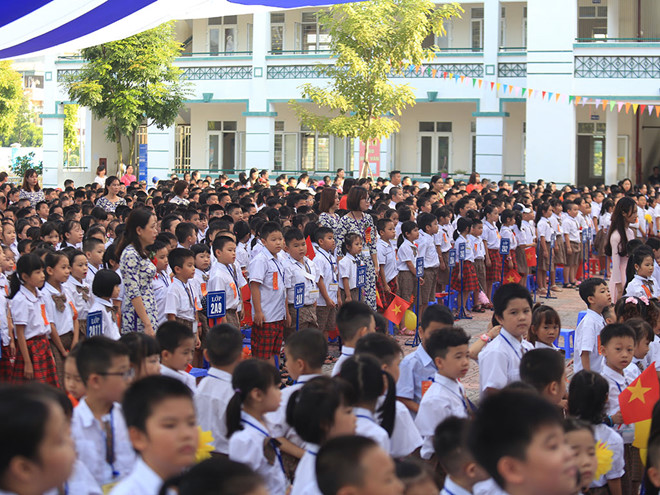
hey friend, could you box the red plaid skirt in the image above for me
[251,320,285,360]
[12,334,59,387]
[486,249,503,282]
[451,260,479,292]
[377,277,398,313]
[0,345,13,382]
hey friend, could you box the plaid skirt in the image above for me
[451,260,479,293]
[0,345,13,382]
[622,444,642,495]
[251,320,285,359]
[486,249,503,282]
[13,334,59,387]
[377,277,398,312]
[316,304,337,333]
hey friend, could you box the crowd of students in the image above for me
[3,169,660,495]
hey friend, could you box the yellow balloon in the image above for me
[404,310,417,330]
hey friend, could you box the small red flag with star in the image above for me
[383,294,411,326]
[619,363,660,424]
[305,236,316,260]
[524,246,537,268]
[504,269,522,284]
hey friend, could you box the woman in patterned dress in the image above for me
[18,168,45,207]
[96,176,127,213]
[318,187,340,231]
[334,186,378,310]
[117,208,158,335]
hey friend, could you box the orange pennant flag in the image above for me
[656,106,660,118]
[431,69,437,78]
[575,96,582,106]
[509,85,514,94]
[383,294,412,326]
[602,99,609,110]
[555,93,561,102]
[619,363,660,424]
[528,89,533,98]
[460,75,465,83]
[305,236,316,260]
[626,102,631,113]
[478,79,483,88]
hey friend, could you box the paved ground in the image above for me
[327,285,586,403]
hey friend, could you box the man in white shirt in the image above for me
[383,170,402,194]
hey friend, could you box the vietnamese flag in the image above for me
[619,363,660,424]
[306,236,316,260]
[503,269,522,284]
[524,246,537,268]
[383,295,411,325]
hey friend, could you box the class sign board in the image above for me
[448,249,456,267]
[86,311,103,338]
[294,283,305,309]
[207,291,226,318]
[356,265,367,288]
[499,238,510,255]
[416,257,425,278]
[458,243,466,261]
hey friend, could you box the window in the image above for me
[208,16,238,55]
[471,8,483,51]
[578,6,607,40]
[207,121,237,171]
[500,7,506,48]
[422,19,452,50]
[522,7,527,48]
[271,13,284,53]
[274,121,297,171]
[418,122,452,175]
[301,125,330,170]
[299,12,330,52]
[471,121,476,173]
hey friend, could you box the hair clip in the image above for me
[234,388,242,394]
[625,297,638,305]
[639,296,650,305]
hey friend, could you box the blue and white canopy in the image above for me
[0,0,342,60]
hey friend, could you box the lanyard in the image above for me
[160,272,170,287]
[241,419,286,475]
[318,249,337,282]
[356,413,376,424]
[500,334,522,360]
[437,381,472,414]
[615,378,630,393]
[178,279,194,308]
[226,264,239,288]
[270,257,284,281]
[101,408,120,478]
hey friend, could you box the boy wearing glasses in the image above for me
[71,336,137,491]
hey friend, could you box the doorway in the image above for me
[577,134,605,186]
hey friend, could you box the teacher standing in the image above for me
[605,196,637,302]
[117,208,158,335]
[334,186,378,310]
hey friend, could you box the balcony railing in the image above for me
[178,51,253,57]
[576,37,660,43]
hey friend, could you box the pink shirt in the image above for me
[609,227,634,302]
[120,174,136,186]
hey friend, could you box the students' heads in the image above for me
[492,284,533,338]
[419,304,454,345]
[342,232,363,256]
[212,235,237,265]
[123,375,198,476]
[529,304,561,346]
[316,436,403,495]
[75,336,132,402]
[191,243,211,271]
[284,227,306,260]
[119,332,161,380]
[599,323,635,372]
[156,321,195,371]
[9,252,44,298]
[175,221,197,246]
[354,332,403,382]
[92,268,121,299]
[394,460,437,495]
[259,221,284,255]
[625,317,654,360]
[568,370,609,424]
[434,416,488,485]
[168,247,195,281]
[578,277,609,309]
[64,345,86,401]
[284,329,327,380]
[425,327,470,380]
[204,323,244,369]
[316,226,336,253]
[0,386,76,494]
[83,237,105,267]
[519,349,566,404]
[336,301,376,345]
[468,390,577,495]
[563,419,597,493]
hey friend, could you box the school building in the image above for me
[40,0,660,187]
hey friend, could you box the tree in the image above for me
[12,152,43,178]
[291,0,462,177]
[63,104,79,167]
[0,93,43,147]
[0,61,24,140]
[61,22,190,173]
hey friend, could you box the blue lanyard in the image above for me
[226,264,239,287]
[318,250,337,282]
[437,381,471,414]
[160,272,170,286]
[270,257,284,281]
[306,449,317,456]
[178,279,194,308]
[102,408,120,478]
[500,334,522,360]
[241,418,286,475]
[615,378,630,393]
[356,413,376,424]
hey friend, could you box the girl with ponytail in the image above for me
[226,359,288,495]
[395,221,423,335]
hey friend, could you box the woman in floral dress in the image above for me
[334,186,378,310]
[18,168,45,207]
[318,187,340,231]
[96,176,127,213]
[117,208,158,334]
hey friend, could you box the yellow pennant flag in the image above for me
[496,83,501,92]
[633,103,639,114]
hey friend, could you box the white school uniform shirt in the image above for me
[85,263,100,287]
[236,241,249,269]
[0,291,9,347]
[338,253,360,290]
[209,261,247,311]
[314,247,339,306]
[160,363,196,392]
[601,364,636,444]
[291,444,322,495]
[42,282,75,336]
[625,358,646,380]
[108,457,163,495]
[416,372,471,459]
[10,285,50,340]
[653,262,660,294]
[537,216,552,241]
[376,239,398,284]
[591,423,625,487]
[474,478,509,495]
[164,278,197,323]
[478,328,533,394]
[499,225,518,250]
[625,274,660,298]
[482,220,500,249]
[229,411,289,495]
[647,335,660,372]
[550,213,563,236]
[331,345,354,377]
[592,201,602,219]
[354,406,390,453]
[87,298,120,340]
[396,239,418,272]
[419,231,440,267]
[386,400,422,458]
[63,275,92,321]
[468,233,485,260]
[71,400,136,487]
[248,250,287,323]
[194,367,234,454]
[265,373,321,448]
[535,341,560,351]
[573,309,606,373]
[599,211,612,231]
[434,225,453,253]
[152,271,171,326]
[191,268,210,305]
[284,255,319,306]
[454,234,475,262]
[638,206,648,236]
[521,219,536,244]
[396,344,438,408]
[43,459,102,495]
[561,213,580,243]
[442,477,474,495]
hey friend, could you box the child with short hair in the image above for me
[156,320,196,392]
[87,269,122,339]
[227,359,288,495]
[603,303,616,324]
[529,304,561,350]
[332,301,376,377]
[396,221,423,334]
[395,460,438,495]
[165,248,201,347]
[72,336,136,488]
[64,345,85,407]
[396,304,455,416]
[452,218,479,318]
[469,389,578,495]
[415,327,472,459]
[417,213,440,315]
[574,277,610,373]
[435,208,453,290]
[478,284,534,396]
[470,218,488,310]
[561,201,581,288]
[175,222,198,250]
[338,232,365,303]
[83,237,106,287]
[195,323,244,455]
[519,348,567,406]
[376,218,398,313]
[119,332,160,380]
[209,236,247,329]
[248,221,288,363]
[149,240,171,327]
[63,249,91,339]
[314,227,339,344]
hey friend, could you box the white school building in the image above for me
[39,0,660,187]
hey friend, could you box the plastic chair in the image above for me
[490,281,501,301]
[555,267,564,285]
[466,293,474,311]
[441,291,459,311]
[576,310,587,327]
[526,275,537,293]
[589,258,601,276]
[553,329,575,359]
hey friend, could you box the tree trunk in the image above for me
[128,130,136,167]
[114,127,123,175]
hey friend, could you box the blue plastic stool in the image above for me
[388,321,396,335]
[553,329,575,359]
[466,293,474,311]
[491,281,501,300]
[189,368,208,379]
[526,274,537,293]
[241,327,251,346]
[576,310,587,327]
[441,291,458,311]
[555,267,564,285]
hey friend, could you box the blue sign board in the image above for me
[138,144,148,182]
[458,243,466,261]
[206,291,226,318]
[448,249,456,267]
[86,311,103,337]
[415,257,425,278]
[356,265,367,288]
[550,232,557,248]
[499,239,510,255]
[294,283,305,309]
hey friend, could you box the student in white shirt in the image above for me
[227,359,289,495]
[63,249,92,339]
[86,270,122,340]
[156,321,197,392]
[338,232,365,303]
[478,283,534,396]
[561,201,582,288]
[209,235,248,329]
[332,301,376,377]
[375,218,398,308]
[469,218,488,310]
[452,218,479,318]
[625,247,660,298]
[528,305,562,351]
[83,238,106,288]
[435,208,454,291]
[535,203,555,293]
[417,213,441,315]
[149,241,171,327]
[396,221,423,333]
[165,248,200,346]
[482,205,502,302]
[72,337,137,488]
[314,228,339,344]
[110,375,199,495]
[574,278,610,373]
[190,243,211,317]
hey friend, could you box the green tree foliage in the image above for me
[63,104,79,167]
[12,152,43,178]
[0,92,43,147]
[62,22,190,172]
[291,0,462,176]
[0,61,24,140]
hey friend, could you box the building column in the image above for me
[244,116,275,170]
[474,115,505,180]
[607,0,619,39]
[605,110,619,184]
[41,114,65,188]
[146,123,175,184]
